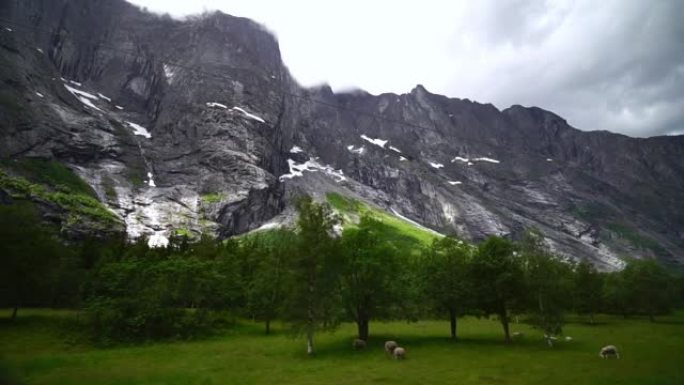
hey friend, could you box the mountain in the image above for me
[1,0,683,270]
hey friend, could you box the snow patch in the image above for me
[148,232,169,248]
[451,156,469,163]
[126,121,152,139]
[36,48,43,54]
[146,172,156,188]
[347,145,366,155]
[97,93,112,102]
[279,158,346,182]
[163,64,175,80]
[68,80,82,87]
[255,222,280,232]
[231,106,265,123]
[206,102,227,109]
[290,145,304,154]
[360,134,388,148]
[5,27,12,32]
[546,158,553,162]
[332,223,344,236]
[473,157,500,164]
[399,156,407,162]
[389,145,402,153]
[64,84,98,100]
[448,181,462,185]
[78,96,102,111]
[429,162,444,169]
[115,105,124,110]
[35,92,44,98]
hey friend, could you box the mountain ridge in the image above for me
[0,0,682,270]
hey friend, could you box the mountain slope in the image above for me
[0,0,682,270]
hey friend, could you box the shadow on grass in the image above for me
[647,319,684,325]
[307,332,565,359]
[0,311,85,330]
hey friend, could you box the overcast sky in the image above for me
[127,0,683,137]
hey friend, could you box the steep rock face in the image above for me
[0,0,682,268]
[1,0,297,244]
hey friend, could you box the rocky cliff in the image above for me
[1,0,682,269]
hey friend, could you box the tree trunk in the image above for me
[501,313,511,344]
[11,306,18,321]
[589,313,595,325]
[265,319,271,335]
[449,308,457,339]
[357,317,369,341]
[306,328,314,355]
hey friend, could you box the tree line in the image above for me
[1,198,683,351]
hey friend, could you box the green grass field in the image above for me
[2,309,683,385]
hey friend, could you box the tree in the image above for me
[621,259,674,321]
[0,204,61,320]
[339,215,403,341]
[84,252,239,343]
[470,236,525,343]
[283,196,342,354]
[519,231,572,345]
[420,236,473,339]
[246,229,296,334]
[603,270,631,317]
[572,260,604,323]
[675,274,684,309]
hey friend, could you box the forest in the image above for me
[1,196,682,353]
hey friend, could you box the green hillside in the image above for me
[326,192,440,254]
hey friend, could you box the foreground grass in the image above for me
[1,310,683,385]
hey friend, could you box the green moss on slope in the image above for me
[0,159,97,198]
[607,223,667,254]
[201,193,226,204]
[0,166,119,225]
[326,192,439,254]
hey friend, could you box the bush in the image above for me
[84,254,240,343]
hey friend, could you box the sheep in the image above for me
[512,331,524,338]
[352,338,367,350]
[565,336,573,342]
[544,334,559,347]
[393,346,406,360]
[384,340,398,354]
[599,345,620,359]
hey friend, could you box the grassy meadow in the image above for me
[2,309,683,385]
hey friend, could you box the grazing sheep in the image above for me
[512,332,523,338]
[565,336,573,341]
[384,340,398,354]
[600,345,620,359]
[544,334,559,347]
[352,338,367,350]
[393,346,406,360]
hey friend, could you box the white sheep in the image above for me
[543,334,559,347]
[565,336,573,342]
[512,331,524,338]
[384,340,398,354]
[393,346,406,360]
[599,345,620,359]
[352,338,367,350]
